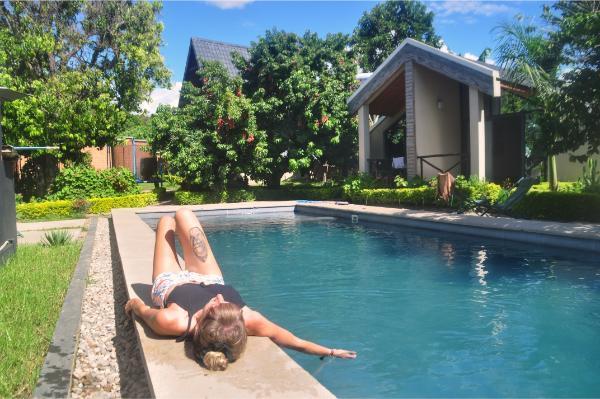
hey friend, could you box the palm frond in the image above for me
[493,19,554,93]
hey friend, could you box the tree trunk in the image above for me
[547,155,559,191]
[266,171,284,188]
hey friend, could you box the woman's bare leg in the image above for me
[174,208,223,277]
[152,216,182,282]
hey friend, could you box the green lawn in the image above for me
[137,181,180,193]
[0,243,82,398]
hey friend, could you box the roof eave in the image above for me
[347,38,500,115]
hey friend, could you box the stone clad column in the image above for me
[469,86,486,179]
[358,104,370,173]
[404,61,417,178]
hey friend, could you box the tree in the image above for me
[478,48,492,62]
[546,1,600,158]
[148,62,269,190]
[495,3,600,189]
[237,29,359,187]
[352,0,441,71]
[494,16,563,189]
[0,0,170,162]
[122,114,152,141]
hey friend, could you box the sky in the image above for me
[142,0,550,113]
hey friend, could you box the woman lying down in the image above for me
[125,208,357,371]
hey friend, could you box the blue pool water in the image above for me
[150,213,600,397]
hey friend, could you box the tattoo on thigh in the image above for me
[189,227,208,262]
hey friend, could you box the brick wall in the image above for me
[85,146,112,170]
[112,138,156,180]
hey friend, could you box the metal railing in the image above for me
[417,153,468,179]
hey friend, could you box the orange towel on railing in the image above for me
[437,172,455,202]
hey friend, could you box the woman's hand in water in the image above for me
[332,349,357,359]
[125,298,145,316]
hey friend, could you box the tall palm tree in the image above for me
[494,16,563,190]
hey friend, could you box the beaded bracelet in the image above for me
[320,348,335,360]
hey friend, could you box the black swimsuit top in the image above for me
[165,283,246,341]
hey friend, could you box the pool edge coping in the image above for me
[294,202,600,253]
[112,202,336,399]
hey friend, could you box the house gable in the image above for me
[348,38,500,115]
[182,37,250,85]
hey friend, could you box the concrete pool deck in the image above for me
[112,201,600,398]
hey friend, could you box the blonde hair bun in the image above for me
[203,351,228,371]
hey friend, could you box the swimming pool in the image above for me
[148,212,600,397]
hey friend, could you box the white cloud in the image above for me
[205,0,254,10]
[429,1,516,17]
[463,52,479,61]
[141,82,181,115]
[439,18,456,25]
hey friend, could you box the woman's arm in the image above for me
[125,298,186,336]
[243,308,356,359]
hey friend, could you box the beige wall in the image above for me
[413,65,462,179]
[555,144,600,181]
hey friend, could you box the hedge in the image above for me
[346,186,438,207]
[88,193,159,213]
[252,186,343,201]
[175,190,255,205]
[174,186,343,205]
[17,193,158,220]
[512,191,600,222]
[16,199,75,220]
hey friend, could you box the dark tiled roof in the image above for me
[190,37,249,76]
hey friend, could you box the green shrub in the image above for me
[394,176,408,188]
[512,191,600,222]
[48,166,140,200]
[454,176,502,203]
[579,159,600,194]
[530,181,581,193]
[253,186,342,201]
[346,187,437,207]
[174,186,343,205]
[88,193,158,214]
[175,191,227,205]
[16,193,158,220]
[99,168,140,194]
[16,200,76,220]
[162,174,184,186]
[175,189,257,205]
[342,173,390,197]
[346,176,502,210]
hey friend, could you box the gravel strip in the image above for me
[71,217,151,398]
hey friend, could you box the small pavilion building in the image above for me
[348,38,529,182]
